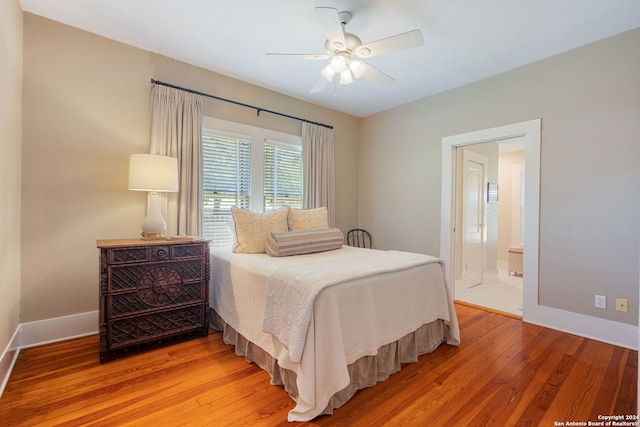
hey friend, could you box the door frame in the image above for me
[440,119,541,319]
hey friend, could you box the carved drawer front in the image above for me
[108,259,205,292]
[171,243,205,259]
[108,305,205,349]
[107,242,205,265]
[108,247,149,264]
[109,282,205,317]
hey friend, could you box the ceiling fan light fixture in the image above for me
[340,69,354,85]
[349,60,366,78]
[320,64,336,82]
[330,54,348,72]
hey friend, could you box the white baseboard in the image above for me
[0,326,20,398]
[11,310,98,350]
[524,303,638,351]
[0,311,98,398]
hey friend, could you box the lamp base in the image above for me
[141,232,167,240]
[140,192,168,240]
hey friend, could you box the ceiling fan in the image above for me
[266,7,424,93]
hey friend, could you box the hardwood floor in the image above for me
[0,304,636,426]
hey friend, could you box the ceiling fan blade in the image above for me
[315,7,347,51]
[355,29,423,58]
[310,76,332,93]
[360,62,395,86]
[265,53,329,60]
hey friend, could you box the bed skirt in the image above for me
[210,309,448,418]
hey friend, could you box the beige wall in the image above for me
[0,0,23,354]
[360,28,640,325]
[20,13,360,322]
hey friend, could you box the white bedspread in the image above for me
[263,250,442,363]
[210,245,460,422]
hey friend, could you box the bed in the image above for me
[209,243,460,422]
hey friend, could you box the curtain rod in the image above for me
[151,79,333,130]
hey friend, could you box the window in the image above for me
[201,118,302,247]
[264,141,303,211]
[202,132,251,247]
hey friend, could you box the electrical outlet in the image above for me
[595,295,606,309]
[616,298,629,313]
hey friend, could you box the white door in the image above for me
[460,150,487,287]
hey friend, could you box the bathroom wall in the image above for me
[497,150,525,268]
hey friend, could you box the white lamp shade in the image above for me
[339,70,354,85]
[330,54,347,72]
[349,60,366,79]
[320,64,336,82]
[128,154,179,192]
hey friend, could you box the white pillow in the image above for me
[288,207,329,231]
[231,206,289,253]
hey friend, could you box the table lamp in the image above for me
[128,154,179,239]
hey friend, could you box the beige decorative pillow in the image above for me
[265,228,344,257]
[288,207,329,232]
[231,206,290,253]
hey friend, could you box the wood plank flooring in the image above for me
[0,304,636,426]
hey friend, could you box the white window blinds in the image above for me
[264,141,303,211]
[202,132,251,247]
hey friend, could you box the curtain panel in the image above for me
[149,84,203,236]
[302,123,335,227]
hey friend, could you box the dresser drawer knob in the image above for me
[151,246,170,260]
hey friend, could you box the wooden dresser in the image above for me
[96,238,210,363]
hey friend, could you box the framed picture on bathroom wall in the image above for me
[487,183,499,203]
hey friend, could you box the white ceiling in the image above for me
[20,0,640,118]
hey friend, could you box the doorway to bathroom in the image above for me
[453,140,525,317]
[440,119,541,322]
